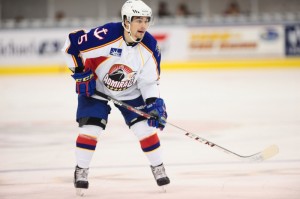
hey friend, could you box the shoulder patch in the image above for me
[109,48,123,57]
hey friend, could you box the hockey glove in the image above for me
[145,98,168,130]
[71,69,96,97]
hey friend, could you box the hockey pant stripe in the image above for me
[76,135,97,151]
[140,133,160,152]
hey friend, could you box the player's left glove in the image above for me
[145,98,168,131]
[71,69,96,97]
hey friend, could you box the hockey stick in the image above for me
[94,90,279,162]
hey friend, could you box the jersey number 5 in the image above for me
[78,34,88,45]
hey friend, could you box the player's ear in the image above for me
[123,17,130,28]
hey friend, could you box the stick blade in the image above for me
[248,144,279,162]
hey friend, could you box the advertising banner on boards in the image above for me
[187,25,284,59]
[0,29,66,66]
[285,24,300,56]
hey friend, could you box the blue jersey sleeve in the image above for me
[66,22,123,72]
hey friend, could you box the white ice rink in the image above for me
[0,68,300,199]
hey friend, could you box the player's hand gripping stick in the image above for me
[145,98,168,130]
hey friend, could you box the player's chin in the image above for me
[136,35,144,41]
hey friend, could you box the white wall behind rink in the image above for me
[0,24,284,68]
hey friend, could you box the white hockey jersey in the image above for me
[62,22,161,101]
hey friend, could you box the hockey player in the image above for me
[61,0,170,196]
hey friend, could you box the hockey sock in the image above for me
[75,125,102,168]
[140,133,163,166]
[76,134,97,168]
[131,121,163,166]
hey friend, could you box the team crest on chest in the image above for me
[109,48,122,57]
[103,64,136,91]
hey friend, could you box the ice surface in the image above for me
[0,69,300,199]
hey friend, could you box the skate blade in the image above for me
[76,188,86,197]
[159,185,167,193]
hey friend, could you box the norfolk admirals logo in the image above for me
[103,64,136,91]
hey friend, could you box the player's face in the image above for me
[129,16,150,41]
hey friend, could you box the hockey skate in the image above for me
[151,163,170,192]
[74,166,89,196]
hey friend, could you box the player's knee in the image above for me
[78,125,103,140]
[78,117,107,129]
[128,116,146,127]
[131,120,156,140]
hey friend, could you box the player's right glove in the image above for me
[71,69,96,97]
[145,98,168,131]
